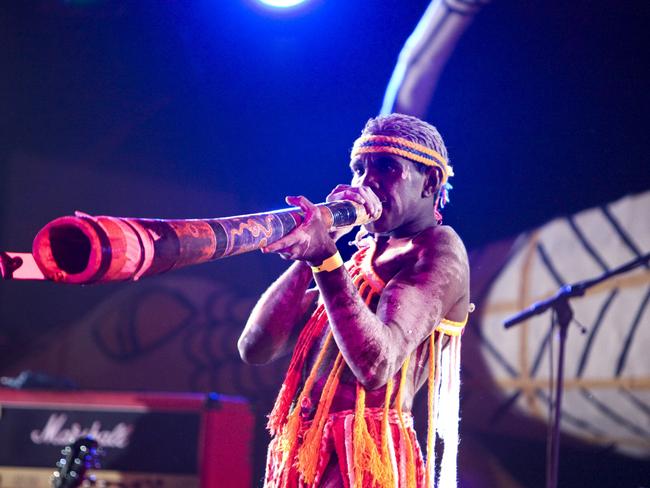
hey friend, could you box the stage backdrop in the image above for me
[1,151,648,486]
[463,190,649,460]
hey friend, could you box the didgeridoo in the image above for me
[32,200,376,284]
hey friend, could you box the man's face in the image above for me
[349,152,429,235]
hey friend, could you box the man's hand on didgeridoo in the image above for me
[326,184,382,242]
[261,195,338,265]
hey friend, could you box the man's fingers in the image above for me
[265,242,303,261]
[286,195,316,210]
[350,186,381,217]
[262,228,309,255]
[330,184,349,192]
[263,233,296,253]
[285,195,301,207]
[328,184,350,195]
[358,186,382,218]
[326,184,353,202]
[333,189,365,205]
[359,186,380,205]
[286,195,321,226]
[325,185,382,219]
[335,188,381,218]
[260,195,334,261]
[262,240,285,254]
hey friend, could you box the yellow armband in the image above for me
[310,251,343,273]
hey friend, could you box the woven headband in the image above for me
[351,135,454,186]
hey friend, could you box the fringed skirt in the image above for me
[264,407,426,488]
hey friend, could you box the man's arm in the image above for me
[238,190,381,365]
[238,261,318,364]
[314,228,468,390]
[264,196,469,389]
[381,0,490,117]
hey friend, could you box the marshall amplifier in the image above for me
[0,390,253,488]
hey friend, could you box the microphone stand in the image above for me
[503,252,650,488]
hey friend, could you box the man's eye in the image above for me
[375,157,397,172]
[351,167,364,176]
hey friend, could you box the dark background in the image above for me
[3,0,648,247]
[1,0,649,486]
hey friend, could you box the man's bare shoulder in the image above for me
[407,226,469,321]
[412,225,468,263]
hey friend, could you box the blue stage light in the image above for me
[257,0,307,8]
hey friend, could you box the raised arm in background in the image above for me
[381,0,491,117]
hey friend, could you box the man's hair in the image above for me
[359,113,449,176]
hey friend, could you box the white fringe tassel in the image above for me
[436,334,461,488]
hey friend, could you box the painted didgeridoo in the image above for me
[32,200,376,284]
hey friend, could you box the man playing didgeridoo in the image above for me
[238,113,470,488]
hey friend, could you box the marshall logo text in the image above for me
[30,413,133,448]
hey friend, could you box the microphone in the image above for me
[32,200,377,284]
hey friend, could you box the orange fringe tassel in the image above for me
[297,352,345,483]
[395,355,417,488]
[278,329,334,454]
[353,383,393,487]
[267,304,328,436]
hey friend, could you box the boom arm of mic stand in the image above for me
[504,252,650,329]
[503,285,583,329]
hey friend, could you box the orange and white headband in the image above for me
[351,135,454,187]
